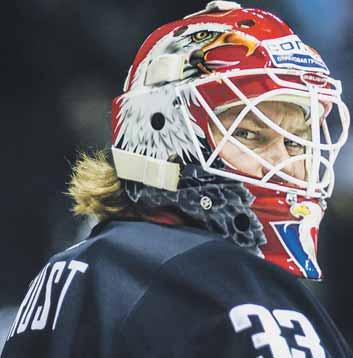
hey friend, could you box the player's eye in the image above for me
[284,139,305,154]
[233,128,257,140]
[191,31,214,43]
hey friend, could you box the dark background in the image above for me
[2,0,352,350]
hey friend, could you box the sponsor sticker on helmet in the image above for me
[301,72,328,87]
[262,35,329,74]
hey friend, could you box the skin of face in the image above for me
[210,101,311,181]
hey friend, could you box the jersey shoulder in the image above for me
[48,219,296,302]
[50,219,225,269]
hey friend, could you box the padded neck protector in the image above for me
[125,165,266,257]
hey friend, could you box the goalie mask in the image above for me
[111,1,350,279]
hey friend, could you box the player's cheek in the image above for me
[293,160,307,180]
[220,142,262,176]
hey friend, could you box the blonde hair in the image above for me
[67,150,133,221]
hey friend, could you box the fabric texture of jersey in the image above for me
[2,220,352,357]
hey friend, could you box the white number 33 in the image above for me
[229,304,325,358]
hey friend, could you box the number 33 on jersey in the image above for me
[229,304,325,358]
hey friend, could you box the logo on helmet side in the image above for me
[301,72,328,87]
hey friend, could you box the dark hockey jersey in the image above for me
[1,220,352,357]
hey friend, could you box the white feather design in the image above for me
[116,85,204,162]
[115,23,232,162]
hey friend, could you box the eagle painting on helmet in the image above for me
[113,16,261,162]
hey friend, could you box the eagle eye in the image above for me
[191,31,214,43]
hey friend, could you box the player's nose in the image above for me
[261,139,295,180]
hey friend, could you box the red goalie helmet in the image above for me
[111,1,350,280]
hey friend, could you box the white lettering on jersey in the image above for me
[6,259,88,340]
[229,304,325,358]
[7,266,47,339]
[31,261,66,330]
[52,260,88,330]
[16,263,50,334]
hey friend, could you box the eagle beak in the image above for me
[291,204,311,218]
[202,31,259,57]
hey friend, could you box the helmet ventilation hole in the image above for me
[151,113,166,130]
[173,26,188,37]
[237,19,256,29]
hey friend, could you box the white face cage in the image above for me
[175,68,350,199]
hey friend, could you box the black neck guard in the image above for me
[125,165,266,257]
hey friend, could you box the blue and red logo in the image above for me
[270,202,323,280]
